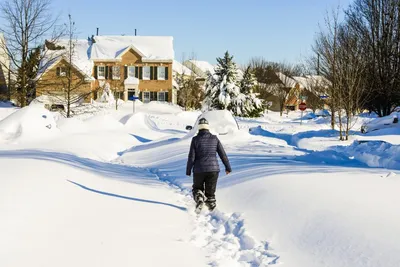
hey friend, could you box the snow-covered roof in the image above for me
[276,72,297,88]
[37,36,174,81]
[187,60,215,75]
[173,60,193,76]
[91,36,174,62]
[293,75,331,90]
[37,39,94,80]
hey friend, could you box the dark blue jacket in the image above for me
[186,130,232,176]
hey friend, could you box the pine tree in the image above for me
[16,46,41,105]
[203,51,240,111]
[237,66,264,117]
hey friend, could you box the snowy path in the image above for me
[118,132,400,267]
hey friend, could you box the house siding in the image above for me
[36,59,92,102]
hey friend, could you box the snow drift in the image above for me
[340,141,400,170]
[0,105,59,142]
[186,110,239,137]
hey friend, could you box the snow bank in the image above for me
[56,117,89,134]
[84,114,124,131]
[249,125,278,139]
[186,110,239,137]
[340,141,400,170]
[0,105,59,142]
[138,101,183,114]
[0,102,19,121]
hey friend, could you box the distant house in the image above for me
[183,60,215,79]
[0,33,10,99]
[258,72,330,112]
[36,35,175,105]
[292,75,331,110]
[172,60,193,78]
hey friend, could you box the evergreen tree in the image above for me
[203,51,240,111]
[237,66,264,117]
[16,46,41,105]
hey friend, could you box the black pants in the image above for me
[192,172,219,207]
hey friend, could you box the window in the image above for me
[157,67,166,80]
[143,91,150,103]
[128,66,135,78]
[57,67,66,77]
[112,66,120,80]
[158,91,166,102]
[98,66,105,79]
[143,66,151,80]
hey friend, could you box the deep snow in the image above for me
[1,102,399,267]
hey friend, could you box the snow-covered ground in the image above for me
[1,102,399,267]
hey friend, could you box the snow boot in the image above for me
[205,198,216,211]
[194,190,205,213]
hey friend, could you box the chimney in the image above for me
[135,29,137,36]
[96,27,99,36]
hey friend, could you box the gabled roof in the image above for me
[293,75,331,90]
[90,36,174,62]
[173,60,193,76]
[187,60,215,74]
[37,39,94,80]
[115,45,146,59]
[276,72,297,88]
[36,55,94,82]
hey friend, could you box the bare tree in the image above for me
[346,0,400,116]
[311,7,342,129]
[0,0,62,107]
[335,24,368,140]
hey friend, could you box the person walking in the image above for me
[186,118,232,212]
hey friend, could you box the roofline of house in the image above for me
[92,58,173,63]
[35,56,93,82]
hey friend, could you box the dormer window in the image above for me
[56,67,67,77]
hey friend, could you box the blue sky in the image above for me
[44,0,351,65]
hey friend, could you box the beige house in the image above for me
[36,35,175,105]
[0,33,10,98]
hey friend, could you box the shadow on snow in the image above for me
[67,180,187,211]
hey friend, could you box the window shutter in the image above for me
[124,66,128,79]
[135,66,139,78]
[139,91,143,101]
[165,67,169,80]
[105,66,109,79]
[94,66,98,79]
[165,91,169,102]
[139,67,143,79]
[150,92,155,101]
[109,66,113,79]
[150,66,154,80]
[56,67,60,76]
[154,67,158,80]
